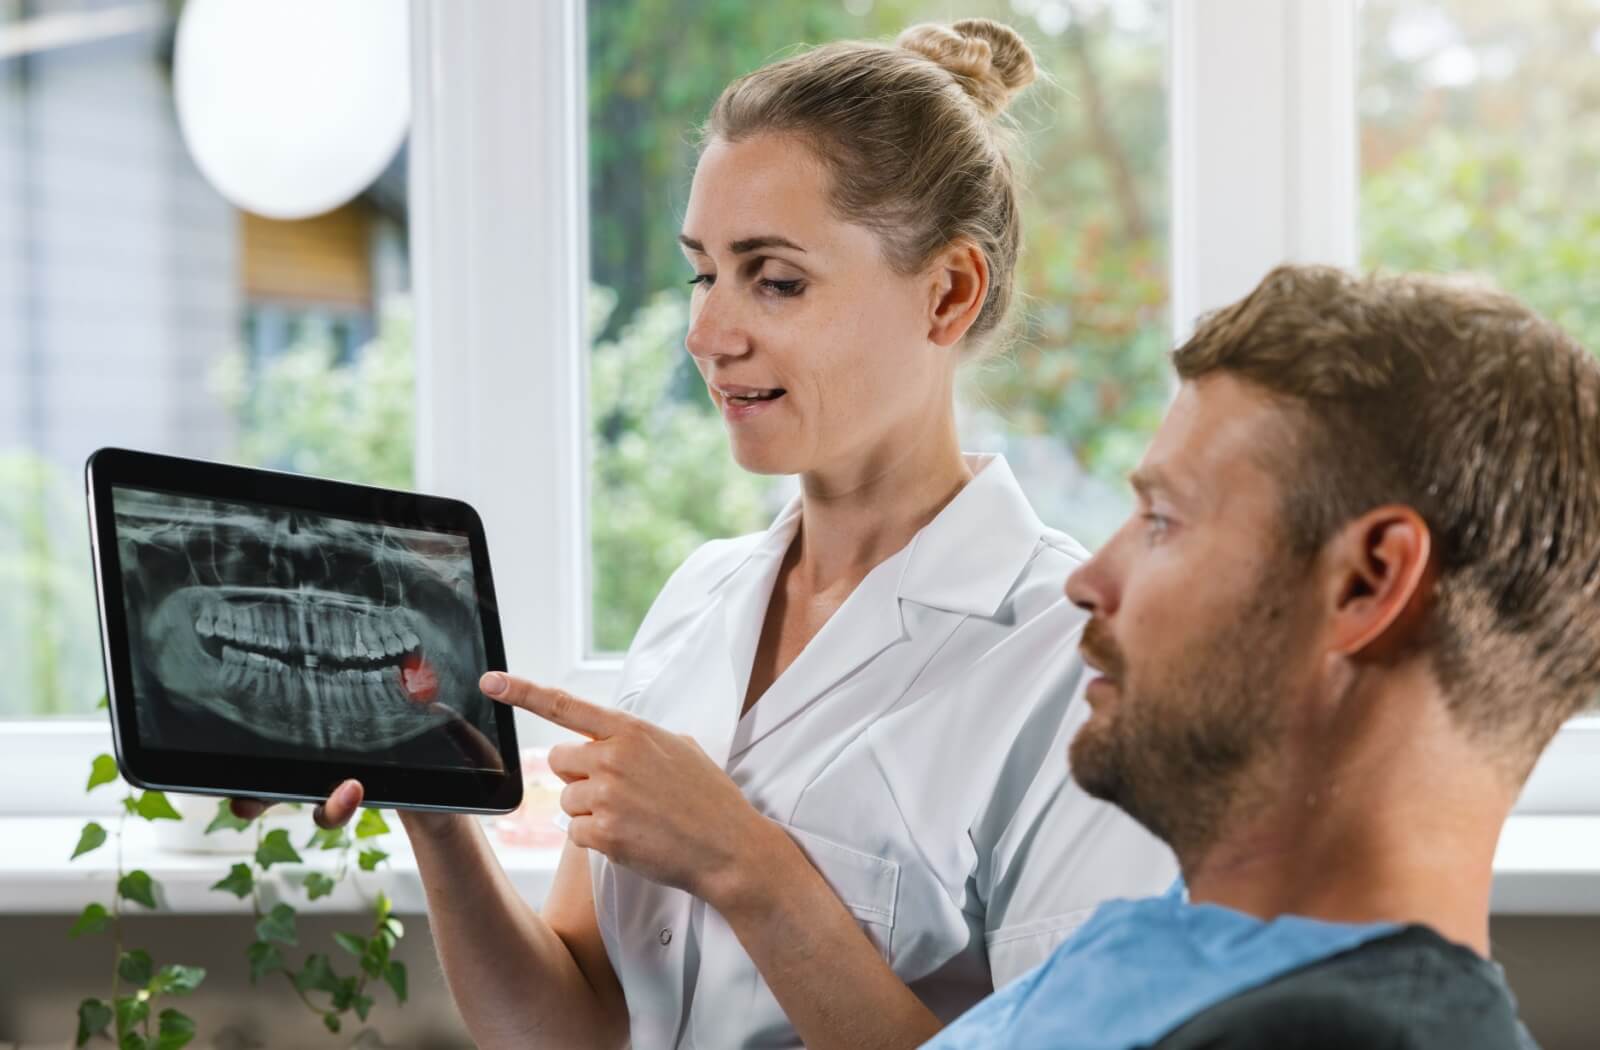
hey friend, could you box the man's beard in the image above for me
[1069,565,1301,862]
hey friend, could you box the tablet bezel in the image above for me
[85,447,523,814]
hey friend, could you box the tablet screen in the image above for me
[111,485,500,774]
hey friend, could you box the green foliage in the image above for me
[205,799,253,834]
[70,718,409,1043]
[76,997,113,1046]
[210,863,254,899]
[73,822,108,860]
[255,903,299,946]
[254,829,303,869]
[354,808,391,839]
[210,297,416,490]
[304,871,338,900]
[134,791,183,822]
[71,902,111,938]
[118,870,158,910]
[87,754,119,792]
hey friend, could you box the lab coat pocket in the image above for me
[781,822,901,964]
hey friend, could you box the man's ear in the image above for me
[927,240,989,348]
[1324,506,1436,661]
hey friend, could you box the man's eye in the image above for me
[1142,512,1171,541]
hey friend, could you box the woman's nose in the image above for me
[685,288,750,362]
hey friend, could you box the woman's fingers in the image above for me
[229,797,271,821]
[313,779,364,830]
[547,740,604,783]
[560,777,598,817]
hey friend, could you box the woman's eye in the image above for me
[1141,512,1171,542]
[760,278,804,298]
[687,274,714,288]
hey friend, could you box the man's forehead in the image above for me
[1137,376,1290,506]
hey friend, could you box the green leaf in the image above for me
[246,940,283,984]
[97,693,109,710]
[295,952,343,995]
[118,948,154,987]
[306,826,350,851]
[331,976,359,1010]
[255,902,297,945]
[120,1032,149,1050]
[353,993,375,1021]
[72,822,108,860]
[333,931,367,958]
[354,808,390,839]
[150,964,205,997]
[384,959,408,1003]
[255,828,303,869]
[118,870,158,909]
[357,848,389,871]
[70,901,111,938]
[210,863,253,899]
[153,1008,197,1050]
[205,799,252,834]
[76,997,113,1047]
[134,791,182,822]
[87,753,119,792]
[322,1012,342,1034]
[115,992,150,1031]
[379,914,405,948]
[303,871,337,900]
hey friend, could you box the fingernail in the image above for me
[337,781,360,807]
[481,672,508,696]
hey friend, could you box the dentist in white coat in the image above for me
[239,18,1175,1050]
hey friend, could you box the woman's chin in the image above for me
[728,440,800,476]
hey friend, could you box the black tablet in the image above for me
[85,447,522,814]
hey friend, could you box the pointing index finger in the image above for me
[481,672,629,739]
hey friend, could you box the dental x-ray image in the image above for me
[112,486,499,771]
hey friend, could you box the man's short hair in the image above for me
[1173,264,1600,778]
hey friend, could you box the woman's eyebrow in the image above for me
[677,234,806,255]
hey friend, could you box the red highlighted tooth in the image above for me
[399,652,439,704]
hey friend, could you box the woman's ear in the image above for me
[927,240,989,348]
[1325,505,1436,662]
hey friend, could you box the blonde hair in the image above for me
[705,19,1038,354]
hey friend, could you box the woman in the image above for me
[238,18,1173,1049]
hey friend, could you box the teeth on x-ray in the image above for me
[116,489,485,753]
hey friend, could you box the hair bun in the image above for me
[896,18,1037,117]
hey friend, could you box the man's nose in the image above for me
[1066,550,1117,618]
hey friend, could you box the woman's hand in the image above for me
[230,779,364,829]
[482,671,776,907]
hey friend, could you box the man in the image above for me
[926,264,1600,1049]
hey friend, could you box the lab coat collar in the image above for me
[897,454,1046,617]
[703,453,1044,620]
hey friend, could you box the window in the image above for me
[0,1,413,720]
[585,0,1169,653]
[1359,0,1600,716]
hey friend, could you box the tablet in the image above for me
[85,447,522,814]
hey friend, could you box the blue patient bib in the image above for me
[923,883,1397,1050]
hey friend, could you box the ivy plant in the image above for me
[69,696,409,1044]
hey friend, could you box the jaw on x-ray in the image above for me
[114,489,494,763]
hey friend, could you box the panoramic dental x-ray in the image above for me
[113,488,495,767]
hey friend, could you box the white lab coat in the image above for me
[591,454,1177,1049]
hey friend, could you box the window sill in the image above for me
[2,814,1598,916]
[0,815,562,916]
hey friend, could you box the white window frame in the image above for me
[3,0,1594,816]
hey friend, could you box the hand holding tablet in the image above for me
[86,448,522,815]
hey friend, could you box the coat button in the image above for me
[658,927,673,946]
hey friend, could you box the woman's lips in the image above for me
[719,389,786,422]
